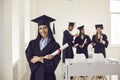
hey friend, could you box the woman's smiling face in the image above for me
[38,25,49,38]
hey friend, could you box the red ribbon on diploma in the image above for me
[58,48,61,55]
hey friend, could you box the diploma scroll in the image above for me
[100,36,103,42]
[74,44,79,47]
[81,39,87,47]
[51,43,69,56]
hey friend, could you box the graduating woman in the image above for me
[92,24,109,58]
[91,24,109,80]
[25,15,61,80]
[74,25,91,58]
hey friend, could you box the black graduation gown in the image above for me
[74,35,91,58]
[62,30,74,63]
[92,34,108,58]
[25,39,61,80]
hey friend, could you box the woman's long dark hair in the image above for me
[79,30,85,36]
[95,31,102,42]
[35,24,55,42]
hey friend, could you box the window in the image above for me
[110,0,120,45]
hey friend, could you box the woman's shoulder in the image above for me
[92,34,96,37]
[85,34,90,37]
[29,39,35,43]
[63,30,69,33]
[102,34,107,36]
[28,39,37,46]
[75,36,79,39]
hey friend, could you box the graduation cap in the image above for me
[68,22,75,26]
[95,24,103,29]
[77,25,84,30]
[31,15,56,34]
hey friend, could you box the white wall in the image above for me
[31,0,110,44]
[30,0,120,60]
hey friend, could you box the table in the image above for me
[65,59,120,80]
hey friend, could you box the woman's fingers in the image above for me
[31,55,54,63]
[31,56,40,63]
[31,58,37,63]
[44,54,54,60]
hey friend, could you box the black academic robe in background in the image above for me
[25,39,61,80]
[92,34,108,58]
[74,35,91,58]
[62,30,74,63]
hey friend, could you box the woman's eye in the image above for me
[43,27,47,29]
[39,28,42,30]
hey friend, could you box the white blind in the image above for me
[110,0,120,45]
[12,0,20,64]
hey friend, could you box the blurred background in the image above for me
[0,0,120,80]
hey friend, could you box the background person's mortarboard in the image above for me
[95,24,103,29]
[77,25,84,30]
[68,22,75,26]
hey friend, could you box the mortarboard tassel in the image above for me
[53,23,55,34]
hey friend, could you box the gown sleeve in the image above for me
[43,43,61,72]
[63,31,74,46]
[74,37,79,44]
[92,35,96,48]
[25,40,39,73]
[103,34,109,48]
[86,35,91,46]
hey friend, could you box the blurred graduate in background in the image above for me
[74,25,91,58]
[92,24,109,58]
[62,22,78,63]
